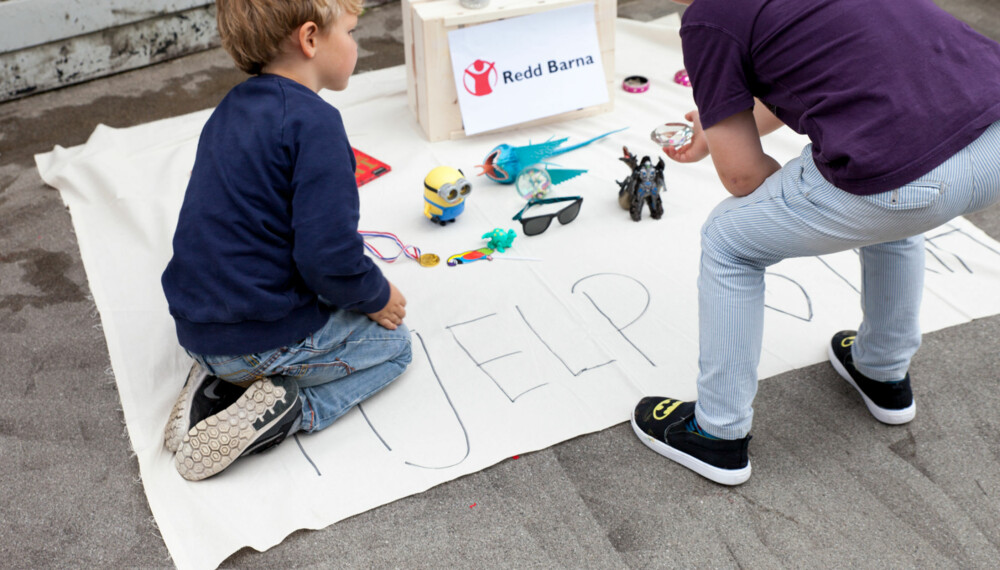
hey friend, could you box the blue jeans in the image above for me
[696,120,1000,439]
[189,310,412,433]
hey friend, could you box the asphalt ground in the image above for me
[2,0,999,567]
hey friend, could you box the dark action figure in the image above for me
[617,146,665,221]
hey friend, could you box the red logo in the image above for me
[463,59,497,96]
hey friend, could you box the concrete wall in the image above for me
[1,0,217,101]
[0,0,397,102]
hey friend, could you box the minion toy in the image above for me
[423,166,472,225]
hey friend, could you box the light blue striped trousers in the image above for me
[696,120,1000,439]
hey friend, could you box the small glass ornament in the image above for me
[515,166,553,200]
[650,122,694,150]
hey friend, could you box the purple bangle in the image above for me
[622,75,649,93]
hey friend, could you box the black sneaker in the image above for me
[631,397,751,486]
[828,330,915,425]
[175,376,302,481]
[163,363,245,453]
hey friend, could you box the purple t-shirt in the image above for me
[680,0,1000,195]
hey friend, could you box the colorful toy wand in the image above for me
[447,248,494,266]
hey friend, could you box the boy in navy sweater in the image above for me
[632,0,1000,485]
[160,0,411,481]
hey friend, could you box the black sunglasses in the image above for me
[512,196,583,236]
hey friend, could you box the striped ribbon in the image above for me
[358,230,422,263]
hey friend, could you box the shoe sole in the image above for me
[827,343,915,425]
[175,379,293,481]
[630,416,751,486]
[163,365,208,453]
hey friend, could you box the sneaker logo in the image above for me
[652,399,682,420]
[840,335,856,348]
[203,378,223,400]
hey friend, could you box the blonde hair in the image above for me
[216,0,363,75]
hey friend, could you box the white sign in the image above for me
[447,3,609,136]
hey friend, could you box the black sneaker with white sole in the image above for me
[163,362,246,453]
[631,397,752,486]
[828,330,915,425]
[175,376,302,481]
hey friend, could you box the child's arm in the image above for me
[752,99,785,136]
[704,108,782,197]
[664,100,783,162]
[664,100,783,197]
[365,280,407,330]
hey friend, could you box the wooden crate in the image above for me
[402,0,616,141]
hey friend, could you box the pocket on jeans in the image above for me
[863,181,944,210]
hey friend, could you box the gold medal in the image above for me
[418,253,440,267]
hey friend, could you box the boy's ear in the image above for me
[295,22,321,58]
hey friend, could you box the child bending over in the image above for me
[633,0,1000,485]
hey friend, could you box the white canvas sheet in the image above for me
[35,18,1000,570]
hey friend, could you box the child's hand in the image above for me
[663,110,710,163]
[366,281,407,330]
